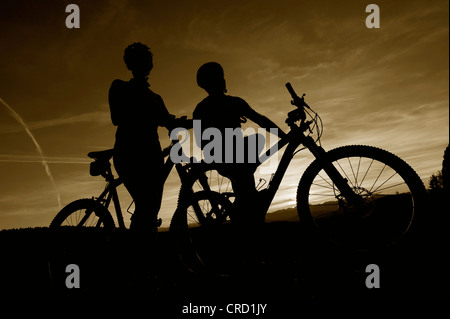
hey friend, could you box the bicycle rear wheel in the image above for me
[50,198,115,229]
[48,199,115,295]
[297,145,426,251]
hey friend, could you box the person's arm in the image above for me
[242,101,287,139]
[155,94,193,131]
[153,94,176,129]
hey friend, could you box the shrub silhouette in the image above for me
[429,171,443,192]
[442,144,449,193]
[428,144,449,194]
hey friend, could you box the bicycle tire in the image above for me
[48,199,116,294]
[170,189,235,274]
[297,145,426,251]
[50,198,115,229]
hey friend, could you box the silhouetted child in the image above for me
[193,62,286,224]
[109,43,175,238]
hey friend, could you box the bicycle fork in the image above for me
[302,136,363,206]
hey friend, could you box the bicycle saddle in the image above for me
[87,149,114,161]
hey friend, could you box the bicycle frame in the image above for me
[91,143,187,230]
[256,125,303,206]
[171,112,362,220]
[175,106,357,220]
[255,121,363,215]
[94,167,126,229]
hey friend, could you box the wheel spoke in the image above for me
[359,158,374,186]
[311,182,335,191]
[77,209,93,227]
[369,164,386,193]
[371,171,398,194]
[347,157,358,188]
[355,157,362,188]
[335,159,355,189]
[372,180,407,193]
[308,193,338,197]
[316,173,334,189]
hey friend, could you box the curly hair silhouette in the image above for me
[123,42,154,78]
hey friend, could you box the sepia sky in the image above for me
[0,0,448,230]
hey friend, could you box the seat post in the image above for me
[102,167,115,182]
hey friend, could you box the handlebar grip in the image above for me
[285,82,311,110]
[285,82,298,98]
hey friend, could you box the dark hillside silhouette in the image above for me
[0,198,449,301]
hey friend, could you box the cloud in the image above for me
[247,59,339,84]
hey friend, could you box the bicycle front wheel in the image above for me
[190,166,235,203]
[297,145,427,250]
[170,189,235,274]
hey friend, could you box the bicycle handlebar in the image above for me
[285,82,311,110]
[285,82,298,99]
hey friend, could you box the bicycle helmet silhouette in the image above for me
[196,62,227,93]
[123,42,153,74]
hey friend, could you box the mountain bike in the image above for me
[169,82,427,273]
[49,126,197,230]
[48,114,246,277]
[47,119,203,290]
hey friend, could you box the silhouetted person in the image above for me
[193,62,286,224]
[109,43,175,239]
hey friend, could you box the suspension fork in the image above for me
[302,136,363,205]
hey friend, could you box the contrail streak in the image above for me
[0,97,61,207]
[0,154,90,164]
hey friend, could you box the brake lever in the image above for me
[300,120,314,133]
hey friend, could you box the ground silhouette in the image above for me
[0,193,448,303]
